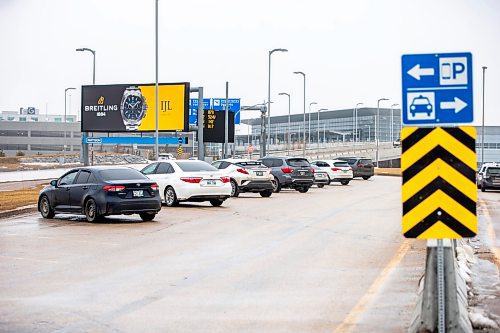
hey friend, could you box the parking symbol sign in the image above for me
[402,52,473,125]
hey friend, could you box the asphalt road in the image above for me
[0,176,427,333]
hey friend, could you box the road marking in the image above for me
[478,198,500,267]
[333,239,412,333]
[0,254,59,264]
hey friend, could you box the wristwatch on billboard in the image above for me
[120,86,148,131]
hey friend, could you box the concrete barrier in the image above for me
[408,240,473,333]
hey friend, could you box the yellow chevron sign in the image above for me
[402,126,477,239]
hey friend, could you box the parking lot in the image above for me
[0,176,429,333]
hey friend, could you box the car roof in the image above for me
[215,158,255,163]
[71,166,139,171]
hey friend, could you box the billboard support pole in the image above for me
[191,87,204,161]
[154,0,159,160]
[224,82,229,159]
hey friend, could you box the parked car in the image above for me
[311,164,329,188]
[393,138,401,148]
[38,166,161,222]
[336,157,374,180]
[258,156,314,193]
[158,153,175,161]
[310,159,354,185]
[141,160,231,207]
[477,162,500,192]
[211,159,274,197]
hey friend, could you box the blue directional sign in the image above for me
[402,52,473,125]
[83,136,188,145]
[189,98,211,125]
[212,98,241,124]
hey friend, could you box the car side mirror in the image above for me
[50,179,57,187]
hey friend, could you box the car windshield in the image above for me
[413,97,430,105]
[287,158,310,167]
[360,159,373,165]
[176,161,218,172]
[333,162,350,168]
[100,168,148,180]
[486,167,500,176]
[236,161,265,168]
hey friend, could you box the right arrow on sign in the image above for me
[407,64,435,80]
[440,97,467,113]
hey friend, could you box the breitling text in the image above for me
[84,105,119,112]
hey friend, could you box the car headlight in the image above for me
[411,105,415,111]
[427,104,431,110]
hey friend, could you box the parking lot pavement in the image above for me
[0,176,425,333]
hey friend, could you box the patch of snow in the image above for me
[469,309,499,329]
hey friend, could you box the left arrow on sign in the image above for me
[440,97,467,114]
[407,64,435,80]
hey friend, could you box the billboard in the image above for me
[81,82,189,132]
[203,110,235,143]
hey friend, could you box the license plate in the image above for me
[205,180,217,186]
[300,171,305,176]
[343,170,348,173]
[317,174,325,178]
[133,190,144,197]
[256,171,263,176]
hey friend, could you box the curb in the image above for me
[0,204,38,219]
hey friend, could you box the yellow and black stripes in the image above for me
[401,127,477,239]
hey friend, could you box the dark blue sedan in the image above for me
[38,166,161,222]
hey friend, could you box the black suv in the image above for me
[258,156,314,193]
[336,157,374,180]
[477,163,500,192]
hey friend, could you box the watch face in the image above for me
[123,95,143,120]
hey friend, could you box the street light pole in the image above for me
[76,47,96,167]
[64,88,76,123]
[354,102,363,142]
[376,98,389,167]
[308,102,317,144]
[390,103,399,142]
[267,48,288,152]
[481,66,487,165]
[293,71,306,157]
[155,0,159,160]
[278,93,291,155]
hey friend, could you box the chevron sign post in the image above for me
[401,126,477,239]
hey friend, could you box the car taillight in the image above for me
[281,167,294,173]
[150,184,159,191]
[220,177,230,183]
[331,167,341,171]
[103,185,125,192]
[236,168,249,175]
[348,167,353,171]
[357,163,363,167]
[311,169,315,173]
[180,177,202,183]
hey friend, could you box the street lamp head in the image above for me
[378,98,389,102]
[391,103,399,108]
[76,47,95,54]
[278,92,290,97]
[318,108,328,112]
[270,48,288,54]
[482,66,487,70]
[356,102,364,108]
[65,87,76,92]
[293,71,305,76]
[309,102,317,106]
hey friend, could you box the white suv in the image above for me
[212,159,274,197]
[310,159,354,185]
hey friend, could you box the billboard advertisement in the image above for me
[81,82,190,132]
[203,109,235,143]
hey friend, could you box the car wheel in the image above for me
[340,180,350,185]
[481,183,486,192]
[272,177,281,193]
[317,184,325,188]
[326,176,331,185]
[140,212,156,221]
[260,190,273,197]
[39,195,55,219]
[230,180,239,197]
[85,198,99,223]
[164,187,179,207]
[362,176,371,180]
[297,186,309,193]
[210,199,224,207]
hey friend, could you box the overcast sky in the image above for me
[0,0,499,125]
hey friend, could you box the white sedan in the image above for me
[310,159,354,185]
[141,160,231,207]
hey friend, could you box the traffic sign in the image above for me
[177,145,183,156]
[189,98,211,125]
[401,52,473,125]
[85,137,102,144]
[178,137,183,144]
[212,98,241,124]
[401,126,477,239]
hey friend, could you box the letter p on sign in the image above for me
[439,57,468,85]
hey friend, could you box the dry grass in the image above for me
[375,168,402,176]
[0,185,45,212]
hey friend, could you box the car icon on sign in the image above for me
[410,95,433,116]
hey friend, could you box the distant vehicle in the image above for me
[393,138,401,148]
[310,159,354,185]
[211,159,274,197]
[410,95,433,116]
[38,166,161,222]
[258,156,314,193]
[141,160,231,207]
[477,162,500,192]
[336,157,374,180]
[311,164,329,188]
[158,153,175,161]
